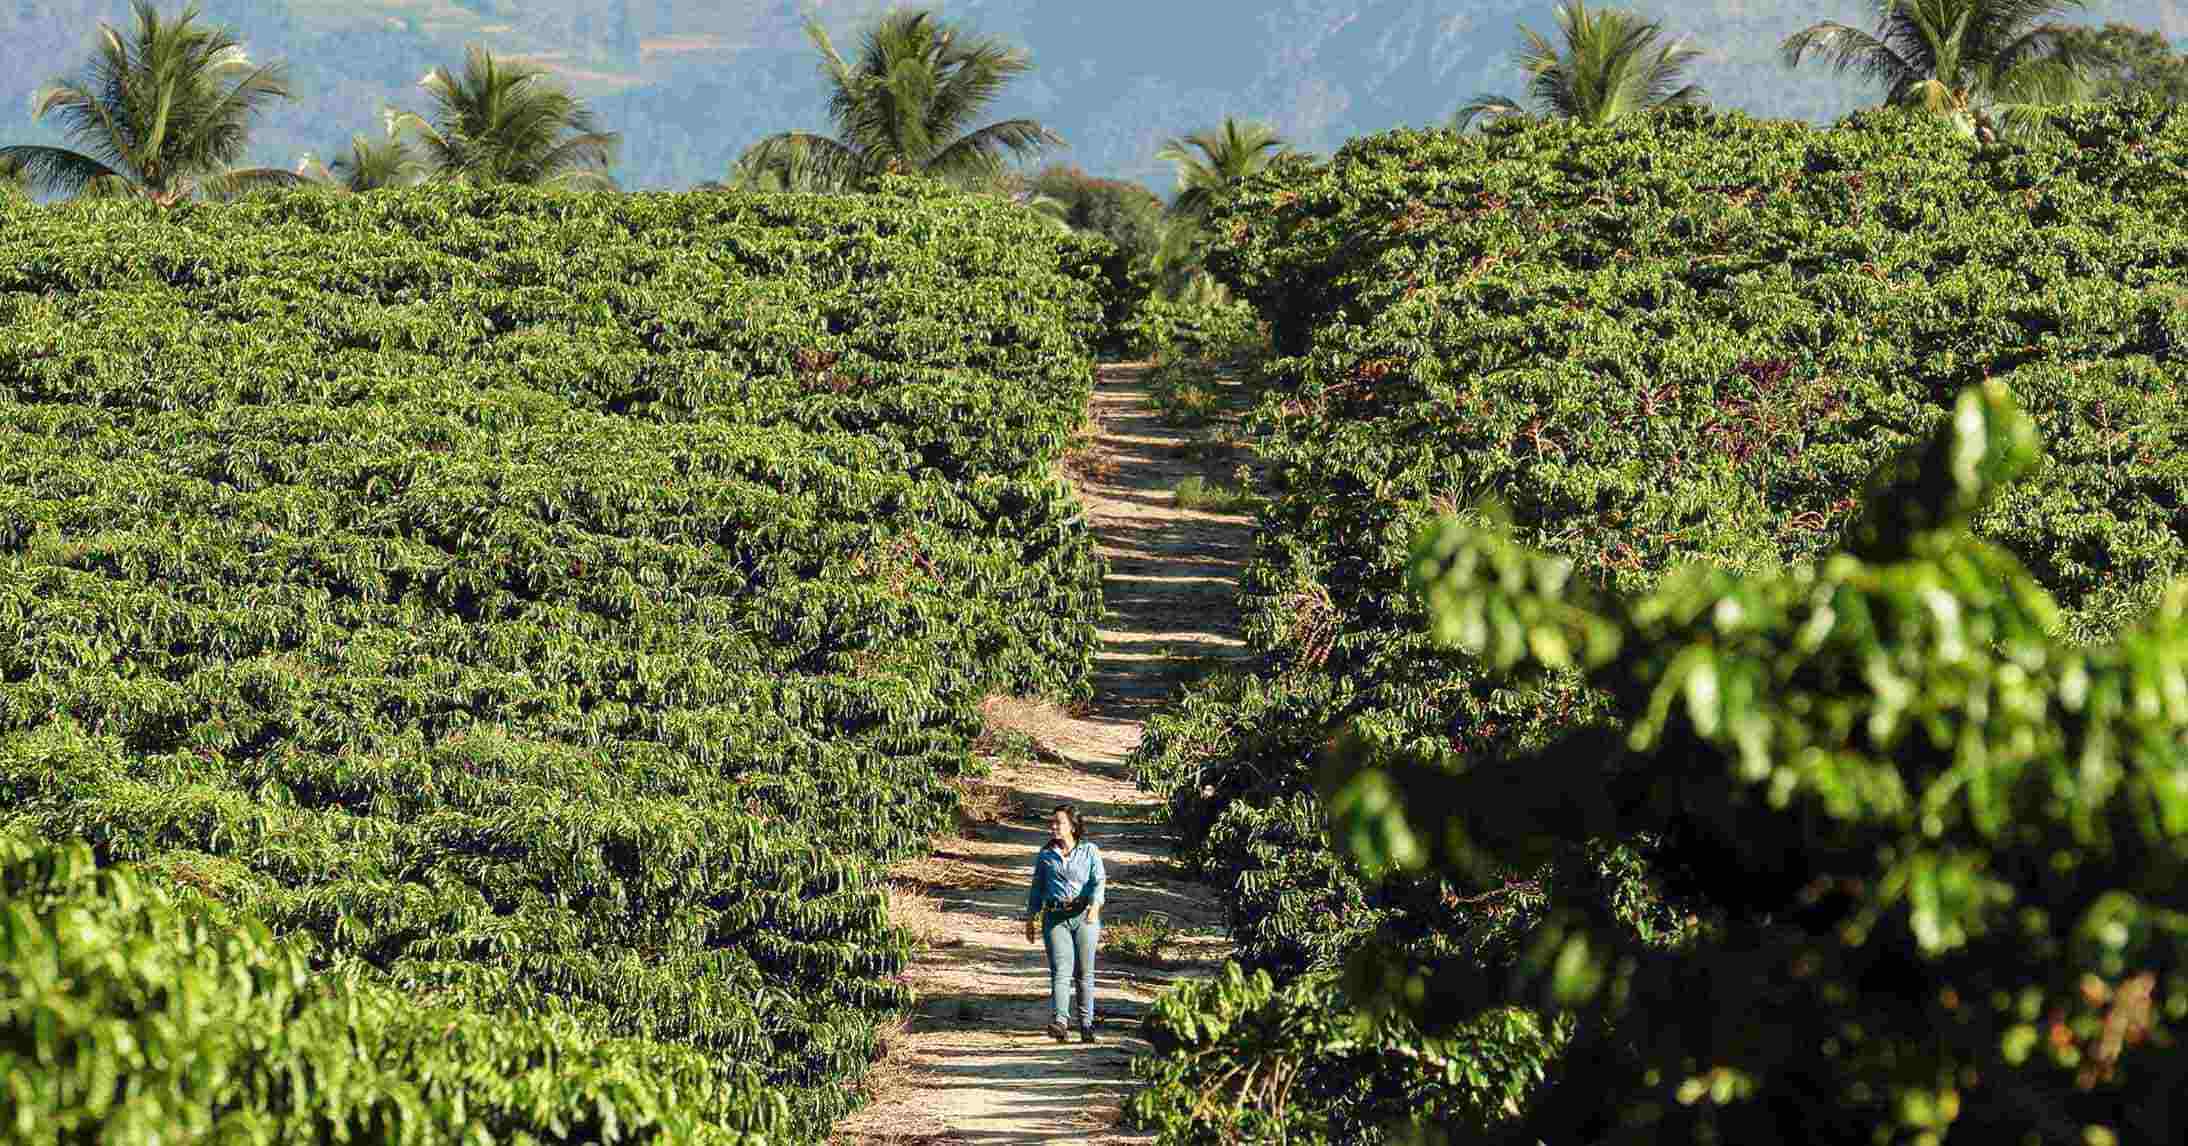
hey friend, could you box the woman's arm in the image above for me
[1087,847,1106,921]
[1025,851,1047,943]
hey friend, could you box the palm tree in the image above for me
[1147,118,1293,301]
[736,8,1061,191]
[0,0,303,206]
[1154,117,1292,222]
[700,136,840,192]
[1781,0,2093,139]
[391,45,620,190]
[986,171,1073,231]
[1017,189,1073,231]
[1454,0,1705,130]
[1149,212,1227,303]
[297,110,426,192]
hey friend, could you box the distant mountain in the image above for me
[2,1,2182,196]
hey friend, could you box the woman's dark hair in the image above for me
[1051,803,1090,841]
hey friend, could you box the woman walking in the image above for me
[1024,803,1105,1043]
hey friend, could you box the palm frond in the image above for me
[28,81,136,177]
[1908,76,1963,114]
[1988,13,2088,76]
[525,130,621,184]
[1154,136,1220,216]
[198,165,309,202]
[539,167,619,192]
[387,108,458,179]
[1157,118,1288,217]
[924,31,1036,150]
[70,172,144,202]
[1014,190,1073,232]
[1781,21,1922,90]
[1530,5,1588,119]
[1979,52,2091,139]
[1971,0,2090,55]
[926,118,1061,184]
[1640,39,1709,108]
[805,17,863,144]
[0,144,126,198]
[187,59,295,172]
[1992,54,2090,105]
[1453,95,1527,131]
[738,133,861,192]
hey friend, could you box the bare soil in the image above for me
[829,363,1253,1144]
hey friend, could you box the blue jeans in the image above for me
[1043,909,1098,1028]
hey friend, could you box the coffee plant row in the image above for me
[0,179,1111,1142]
[1128,101,2188,1142]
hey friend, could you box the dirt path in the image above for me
[830,362,1252,1144]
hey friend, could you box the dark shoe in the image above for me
[1047,1019,1069,1042]
[1079,1023,1098,1043]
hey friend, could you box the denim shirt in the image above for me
[1026,839,1105,917]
